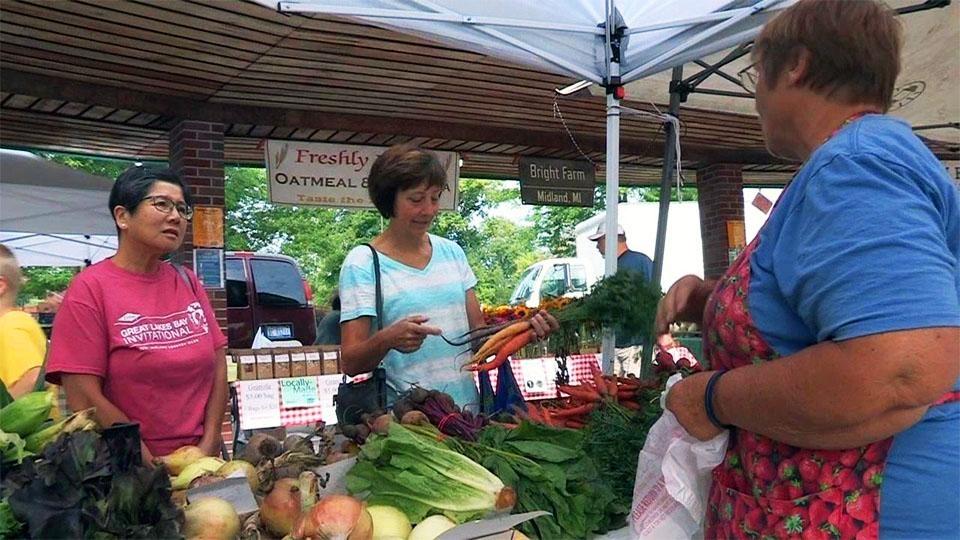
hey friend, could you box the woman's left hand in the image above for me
[529,310,560,341]
[665,371,726,441]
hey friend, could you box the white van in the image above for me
[508,257,599,308]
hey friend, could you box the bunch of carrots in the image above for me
[461,319,538,373]
[521,363,660,429]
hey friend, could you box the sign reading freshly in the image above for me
[518,157,595,207]
[265,140,460,209]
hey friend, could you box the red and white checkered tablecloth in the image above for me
[482,353,601,402]
[234,375,342,429]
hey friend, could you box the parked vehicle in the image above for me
[225,252,316,349]
[508,257,599,308]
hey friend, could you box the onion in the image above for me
[408,515,456,540]
[182,497,240,540]
[367,505,412,539]
[260,478,303,537]
[292,495,373,540]
[216,460,260,492]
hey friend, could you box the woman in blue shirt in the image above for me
[656,1,959,538]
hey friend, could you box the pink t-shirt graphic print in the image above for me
[47,259,227,457]
[116,301,210,350]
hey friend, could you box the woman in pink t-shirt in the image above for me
[46,167,228,463]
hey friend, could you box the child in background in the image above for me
[0,244,48,398]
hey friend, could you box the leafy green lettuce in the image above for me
[346,423,508,524]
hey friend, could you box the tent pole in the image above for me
[601,89,621,376]
[600,0,620,376]
[641,65,684,378]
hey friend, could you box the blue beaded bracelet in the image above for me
[704,369,734,430]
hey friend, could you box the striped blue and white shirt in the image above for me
[339,235,479,407]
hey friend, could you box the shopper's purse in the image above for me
[335,244,388,425]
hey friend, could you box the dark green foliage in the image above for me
[2,431,182,539]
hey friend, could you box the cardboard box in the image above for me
[305,348,322,376]
[320,347,340,374]
[290,351,308,377]
[256,352,274,379]
[272,349,292,378]
[234,350,257,381]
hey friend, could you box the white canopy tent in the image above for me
[0,149,117,267]
[255,0,797,371]
[257,0,957,373]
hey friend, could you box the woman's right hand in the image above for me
[654,275,715,348]
[387,315,442,353]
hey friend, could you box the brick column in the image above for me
[697,164,745,279]
[169,120,227,330]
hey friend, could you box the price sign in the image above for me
[237,380,281,430]
[279,377,320,408]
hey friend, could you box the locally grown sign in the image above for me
[265,140,460,209]
[518,157,595,207]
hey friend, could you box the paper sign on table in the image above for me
[238,380,282,430]
[519,358,550,393]
[316,374,343,424]
[280,376,320,407]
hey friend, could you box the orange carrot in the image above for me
[473,330,535,373]
[558,384,601,402]
[550,403,596,418]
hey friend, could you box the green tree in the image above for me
[18,267,77,305]
[38,152,147,180]
[224,168,537,307]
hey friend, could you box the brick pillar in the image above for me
[697,164,745,279]
[169,120,227,330]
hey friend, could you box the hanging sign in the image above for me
[265,140,460,210]
[518,157,595,207]
[751,191,773,214]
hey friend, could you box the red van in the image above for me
[225,252,317,348]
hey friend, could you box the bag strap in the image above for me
[363,243,384,331]
[173,263,199,299]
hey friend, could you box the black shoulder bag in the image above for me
[335,244,388,425]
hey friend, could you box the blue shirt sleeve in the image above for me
[779,153,960,342]
[452,241,478,292]
[339,246,378,324]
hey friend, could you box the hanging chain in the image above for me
[553,95,597,166]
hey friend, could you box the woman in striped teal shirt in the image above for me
[338,144,557,407]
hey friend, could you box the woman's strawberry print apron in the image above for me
[702,237,959,540]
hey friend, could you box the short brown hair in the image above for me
[0,244,24,302]
[367,144,448,218]
[754,0,901,111]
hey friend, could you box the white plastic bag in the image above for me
[630,374,729,539]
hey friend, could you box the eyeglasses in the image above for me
[141,195,193,220]
[737,62,759,94]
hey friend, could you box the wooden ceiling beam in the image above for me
[1,68,786,165]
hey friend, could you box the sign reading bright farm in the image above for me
[265,140,460,210]
[518,157,595,207]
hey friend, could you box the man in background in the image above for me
[588,223,653,375]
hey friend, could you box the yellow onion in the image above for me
[260,478,302,537]
[291,495,373,540]
[182,497,240,540]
